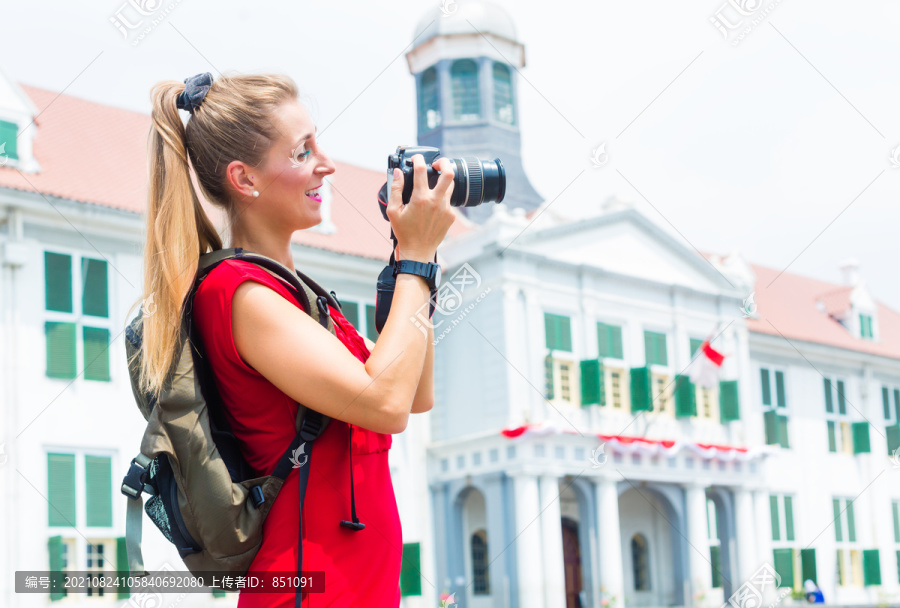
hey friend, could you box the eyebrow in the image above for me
[293,126,318,148]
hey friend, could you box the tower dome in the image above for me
[413,1,518,47]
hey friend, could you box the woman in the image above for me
[137,71,455,606]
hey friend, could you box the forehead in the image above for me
[270,100,314,140]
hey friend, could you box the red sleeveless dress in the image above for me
[193,259,402,607]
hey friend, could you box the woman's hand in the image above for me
[385,154,456,262]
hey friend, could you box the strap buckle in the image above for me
[121,455,154,500]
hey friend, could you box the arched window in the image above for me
[451,59,480,121]
[418,67,441,131]
[492,63,514,125]
[471,529,490,594]
[631,533,650,591]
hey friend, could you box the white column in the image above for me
[686,483,712,599]
[539,475,566,607]
[733,488,757,585]
[513,472,544,608]
[595,477,624,606]
[753,490,773,571]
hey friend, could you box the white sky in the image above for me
[2,0,899,308]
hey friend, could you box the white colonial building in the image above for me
[1,2,899,607]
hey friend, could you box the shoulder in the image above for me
[195,259,298,309]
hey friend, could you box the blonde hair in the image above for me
[135,72,299,400]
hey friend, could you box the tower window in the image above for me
[631,533,651,591]
[493,63,514,125]
[471,529,490,594]
[418,67,441,131]
[451,60,480,121]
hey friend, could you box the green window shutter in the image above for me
[886,424,900,456]
[580,359,603,406]
[0,119,19,160]
[365,304,378,342]
[884,387,892,420]
[212,589,227,598]
[760,368,771,406]
[48,453,76,526]
[764,410,779,446]
[85,455,112,527]
[772,548,794,588]
[710,545,722,588]
[777,414,790,448]
[81,258,109,317]
[833,499,843,542]
[846,500,856,542]
[827,421,837,453]
[894,389,900,421]
[545,313,572,352]
[824,378,834,413]
[597,322,623,359]
[83,327,110,381]
[630,366,652,412]
[45,252,73,312]
[836,380,847,415]
[719,380,740,422]
[851,421,871,454]
[674,375,696,418]
[892,502,900,543]
[800,548,817,586]
[340,301,359,329]
[774,370,786,407]
[784,496,794,541]
[46,322,77,379]
[897,550,900,585]
[48,536,65,601]
[116,537,130,598]
[690,338,704,357]
[544,354,555,400]
[863,549,881,586]
[399,542,422,596]
[644,331,668,366]
[769,495,781,541]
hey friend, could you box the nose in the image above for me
[315,149,336,176]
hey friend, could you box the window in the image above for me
[770,494,813,590]
[631,534,650,591]
[399,542,422,597]
[365,303,378,343]
[834,497,862,587]
[673,374,697,418]
[492,62,514,124]
[696,382,719,420]
[44,251,111,381]
[471,529,490,594]
[47,452,114,528]
[0,119,18,161]
[418,67,441,131]
[547,354,578,405]
[893,501,900,584]
[545,313,572,352]
[652,373,672,415]
[643,331,668,366]
[882,386,900,457]
[859,313,874,339]
[451,60,480,121]
[47,536,74,601]
[761,367,789,448]
[597,322,624,359]
[708,499,722,588]
[824,377,871,454]
[579,359,628,409]
[48,537,127,601]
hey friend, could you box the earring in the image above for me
[252,190,259,198]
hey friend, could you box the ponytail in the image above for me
[134,72,298,399]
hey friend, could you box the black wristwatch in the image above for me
[393,259,441,294]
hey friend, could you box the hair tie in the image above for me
[175,72,214,114]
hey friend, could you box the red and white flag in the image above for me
[688,340,725,390]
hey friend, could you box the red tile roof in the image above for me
[0,84,472,261]
[746,264,900,359]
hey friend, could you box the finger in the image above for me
[431,157,456,203]
[386,168,404,218]
[410,154,429,202]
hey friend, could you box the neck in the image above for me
[229,225,295,271]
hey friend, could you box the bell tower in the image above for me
[406,1,542,223]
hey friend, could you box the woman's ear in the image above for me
[225,160,257,199]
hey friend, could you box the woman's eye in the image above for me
[297,150,311,161]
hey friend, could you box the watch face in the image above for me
[433,265,441,289]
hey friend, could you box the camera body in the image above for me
[377,145,506,221]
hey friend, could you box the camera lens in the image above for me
[451,157,507,207]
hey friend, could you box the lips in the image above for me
[305,185,322,202]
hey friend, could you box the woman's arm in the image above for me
[364,320,433,413]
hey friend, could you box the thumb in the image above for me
[387,168,404,215]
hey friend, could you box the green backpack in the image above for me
[120,248,366,598]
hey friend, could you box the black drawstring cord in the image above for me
[340,425,365,531]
